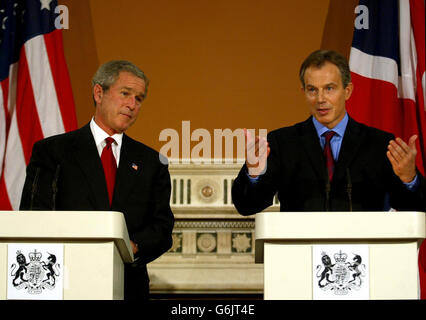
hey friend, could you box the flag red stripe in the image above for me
[43,30,78,132]
[348,72,404,134]
[15,48,44,165]
[410,0,425,72]
[0,176,12,210]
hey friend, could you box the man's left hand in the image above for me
[130,240,139,254]
[387,135,417,183]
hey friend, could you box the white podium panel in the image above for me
[255,211,425,300]
[0,211,133,300]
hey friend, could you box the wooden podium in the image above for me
[0,211,133,300]
[255,211,426,300]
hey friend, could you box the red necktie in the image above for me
[323,131,336,182]
[101,137,117,206]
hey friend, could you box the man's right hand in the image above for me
[245,128,270,178]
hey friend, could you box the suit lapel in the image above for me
[297,118,328,181]
[71,124,110,210]
[112,134,143,206]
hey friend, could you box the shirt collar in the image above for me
[90,117,123,147]
[312,113,348,138]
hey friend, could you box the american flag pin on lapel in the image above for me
[131,163,138,171]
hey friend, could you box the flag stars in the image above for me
[0,10,4,45]
[1,9,7,31]
[39,0,52,11]
[1,16,7,30]
[20,10,25,23]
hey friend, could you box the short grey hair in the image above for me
[91,60,149,105]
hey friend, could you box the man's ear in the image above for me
[93,84,104,105]
[345,82,353,100]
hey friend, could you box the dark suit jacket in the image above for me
[232,116,425,214]
[19,123,174,299]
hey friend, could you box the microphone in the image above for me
[346,168,353,212]
[30,167,41,210]
[325,179,330,212]
[52,164,60,210]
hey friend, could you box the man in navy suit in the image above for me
[20,60,174,300]
[232,50,425,214]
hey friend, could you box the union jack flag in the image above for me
[348,0,425,299]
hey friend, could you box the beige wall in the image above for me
[60,0,358,155]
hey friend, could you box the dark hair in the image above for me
[299,50,351,88]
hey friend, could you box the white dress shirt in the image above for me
[89,118,123,166]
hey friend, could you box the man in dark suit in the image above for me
[19,60,174,300]
[232,50,425,214]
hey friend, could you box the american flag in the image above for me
[347,0,425,299]
[0,0,77,210]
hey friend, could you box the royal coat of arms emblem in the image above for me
[10,249,61,295]
[315,250,367,296]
